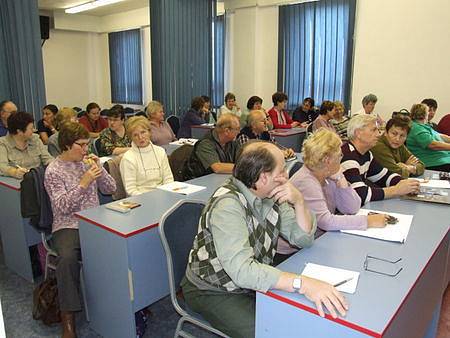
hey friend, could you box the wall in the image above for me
[42,8,151,109]
[225,0,450,122]
[351,0,450,121]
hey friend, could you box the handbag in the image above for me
[32,277,61,325]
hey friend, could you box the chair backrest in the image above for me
[105,155,127,200]
[77,110,86,118]
[100,109,110,116]
[168,144,194,181]
[159,200,205,294]
[90,137,100,156]
[288,160,303,178]
[167,115,180,136]
[306,122,314,135]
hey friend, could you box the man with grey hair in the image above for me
[182,141,348,338]
[353,93,383,126]
[341,114,420,206]
[0,100,18,136]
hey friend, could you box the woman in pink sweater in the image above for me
[44,122,116,337]
[290,129,387,234]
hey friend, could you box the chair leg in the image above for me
[80,267,90,322]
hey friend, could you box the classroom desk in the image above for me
[270,127,306,152]
[191,124,214,139]
[0,176,41,282]
[256,197,450,338]
[75,174,230,338]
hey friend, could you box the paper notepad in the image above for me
[301,263,360,294]
[157,181,206,195]
[169,138,198,146]
[341,209,413,243]
[417,179,450,189]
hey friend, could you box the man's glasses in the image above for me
[364,254,403,277]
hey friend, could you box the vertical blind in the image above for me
[150,0,214,116]
[212,14,226,109]
[278,0,356,109]
[109,29,143,105]
[0,0,46,119]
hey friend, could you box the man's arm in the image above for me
[210,162,234,174]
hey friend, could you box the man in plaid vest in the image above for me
[182,141,348,338]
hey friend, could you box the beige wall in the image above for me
[351,0,450,121]
[225,0,450,121]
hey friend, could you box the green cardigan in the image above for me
[371,134,425,178]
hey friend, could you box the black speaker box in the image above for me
[40,16,50,40]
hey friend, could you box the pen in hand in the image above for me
[333,277,353,288]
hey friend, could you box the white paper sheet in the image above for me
[417,179,450,189]
[301,263,360,294]
[341,209,413,243]
[169,138,198,145]
[157,181,206,195]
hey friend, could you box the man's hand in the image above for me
[394,179,420,196]
[270,177,304,206]
[300,275,348,318]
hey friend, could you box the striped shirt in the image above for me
[341,142,402,206]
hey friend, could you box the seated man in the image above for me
[341,114,420,206]
[182,142,348,338]
[183,113,240,179]
[0,100,18,136]
[236,110,294,158]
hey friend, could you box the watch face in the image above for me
[293,277,301,290]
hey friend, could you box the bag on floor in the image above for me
[32,277,61,325]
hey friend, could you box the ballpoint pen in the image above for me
[333,277,353,288]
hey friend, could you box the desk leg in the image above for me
[79,221,136,338]
[0,187,40,282]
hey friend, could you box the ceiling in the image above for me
[38,0,149,16]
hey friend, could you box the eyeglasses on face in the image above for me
[74,141,89,149]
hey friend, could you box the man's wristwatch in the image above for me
[293,276,302,292]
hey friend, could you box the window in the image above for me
[109,29,143,105]
[278,0,356,109]
[212,14,226,109]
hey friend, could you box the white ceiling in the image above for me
[38,0,149,16]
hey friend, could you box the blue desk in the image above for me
[270,127,306,153]
[0,177,41,282]
[256,198,450,338]
[75,174,230,338]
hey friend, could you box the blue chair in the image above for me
[287,160,303,178]
[159,200,229,338]
[166,115,180,137]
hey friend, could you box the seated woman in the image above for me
[267,92,300,129]
[0,111,53,178]
[38,104,58,145]
[178,96,207,138]
[406,103,450,172]
[240,96,273,130]
[120,116,174,196]
[146,101,176,146]
[330,101,351,141]
[371,116,425,178]
[48,107,78,157]
[236,110,294,158]
[292,97,319,126]
[98,105,131,156]
[78,102,108,138]
[291,129,387,233]
[219,92,241,117]
[312,100,337,133]
[44,122,116,337]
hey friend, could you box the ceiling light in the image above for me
[65,0,125,14]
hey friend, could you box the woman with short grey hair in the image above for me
[353,93,383,126]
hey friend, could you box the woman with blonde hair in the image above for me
[291,129,387,233]
[146,100,176,145]
[120,116,174,196]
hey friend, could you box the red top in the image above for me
[437,114,450,136]
[267,106,293,129]
[79,115,108,133]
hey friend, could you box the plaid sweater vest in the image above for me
[188,181,281,292]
